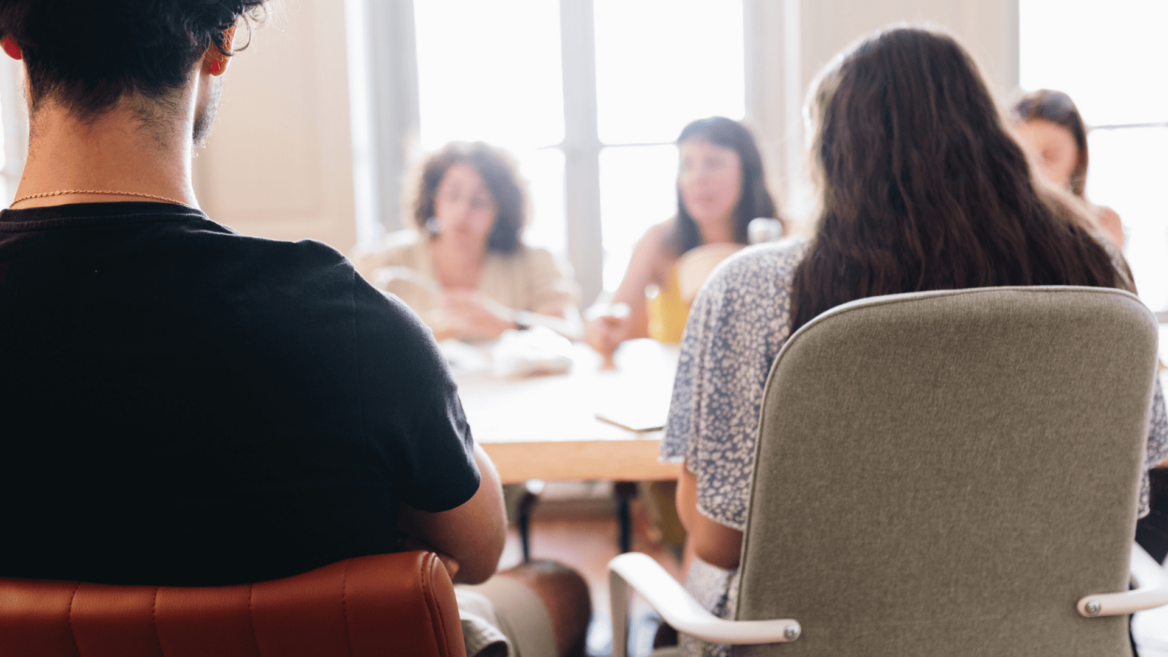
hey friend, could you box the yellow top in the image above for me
[647,265,689,344]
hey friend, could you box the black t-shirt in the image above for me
[0,202,480,586]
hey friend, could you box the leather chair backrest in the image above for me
[0,551,463,657]
[735,287,1159,656]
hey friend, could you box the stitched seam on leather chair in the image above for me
[66,582,81,657]
[420,554,448,657]
[340,560,353,657]
[248,583,263,657]
[151,586,166,657]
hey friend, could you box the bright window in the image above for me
[1020,0,1168,318]
[593,0,744,290]
[0,93,7,203]
[0,55,25,204]
[413,0,746,295]
[598,144,678,289]
[415,0,564,149]
[414,0,566,254]
[593,0,744,145]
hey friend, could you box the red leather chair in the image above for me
[0,551,463,657]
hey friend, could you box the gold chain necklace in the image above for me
[11,189,188,207]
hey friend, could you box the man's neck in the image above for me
[12,98,198,210]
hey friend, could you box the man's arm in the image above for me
[397,443,507,584]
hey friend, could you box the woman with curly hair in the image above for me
[356,141,582,341]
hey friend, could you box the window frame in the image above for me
[1018,0,1168,314]
[0,57,26,204]
[355,0,794,306]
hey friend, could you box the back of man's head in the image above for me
[0,0,269,121]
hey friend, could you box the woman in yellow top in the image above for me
[355,142,581,342]
[585,117,781,359]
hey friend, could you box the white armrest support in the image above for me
[608,553,800,657]
[1078,543,1168,617]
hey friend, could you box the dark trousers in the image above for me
[1136,469,1168,563]
[1132,469,1168,656]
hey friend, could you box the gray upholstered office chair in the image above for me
[610,286,1168,656]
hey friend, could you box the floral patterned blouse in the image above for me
[660,238,1168,657]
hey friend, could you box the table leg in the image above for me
[516,479,545,562]
[614,481,638,554]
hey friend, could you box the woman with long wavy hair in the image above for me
[659,26,1168,657]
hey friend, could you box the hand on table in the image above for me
[442,289,516,341]
[584,302,632,367]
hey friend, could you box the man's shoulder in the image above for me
[166,224,431,331]
[235,235,426,323]
[233,234,353,276]
[184,218,344,263]
[181,224,359,288]
[160,219,442,390]
[351,229,427,279]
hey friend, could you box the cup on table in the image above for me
[748,217,784,244]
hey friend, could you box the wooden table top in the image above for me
[452,339,684,483]
[459,344,1168,482]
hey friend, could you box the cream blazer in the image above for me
[353,230,579,328]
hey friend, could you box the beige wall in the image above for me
[745,0,1019,222]
[801,0,1019,99]
[193,0,358,254]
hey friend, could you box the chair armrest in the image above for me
[1078,543,1168,617]
[607,553,800,657]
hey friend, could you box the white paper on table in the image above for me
[491,326,574,378]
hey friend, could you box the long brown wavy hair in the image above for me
[789,27,1118,333]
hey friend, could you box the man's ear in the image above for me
[203,25,237,77]
[1,36,22,61]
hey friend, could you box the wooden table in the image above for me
[452,339,683,484]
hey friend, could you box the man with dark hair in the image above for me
[0,2,587,656]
